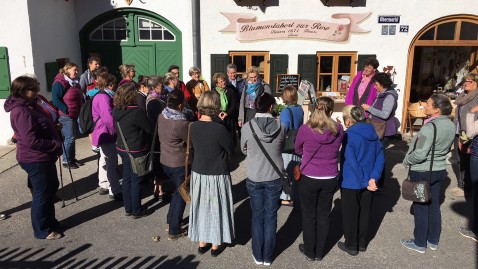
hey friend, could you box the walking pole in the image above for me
[58,156,66,208]
[61,140,79,201]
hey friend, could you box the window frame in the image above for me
[316,51,357,92]
[228,51,270,83]
[89,17,128,41]
[137,17,176,42]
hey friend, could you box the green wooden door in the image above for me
[0,47,11,99]
[122,45,156,78]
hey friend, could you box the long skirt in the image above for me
[188,172,235,245]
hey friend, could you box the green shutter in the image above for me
[269,54,289,96]
[210,54,229,84]
[298,54,318,89]
[357,54,377,71]
[0,47,11,99]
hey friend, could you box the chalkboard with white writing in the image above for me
[276,74,300,93]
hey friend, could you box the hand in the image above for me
[55,123,63,131]
[238,121,243,127]
[367,179,378,191]
[471,105,478,113]
[336,117,342,124]
[361,104,370,111]
[219,112,227,120]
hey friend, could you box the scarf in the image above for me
[164,85,174,92]
[216,86,229,112]
[455,89,478,106]
[162,107,194,121]
[64,75,79,87]
[246,81,260,100]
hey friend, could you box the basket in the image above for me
[408,101,427,118]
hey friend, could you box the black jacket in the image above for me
[113,106,153,151]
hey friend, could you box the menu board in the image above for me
[276,74,300,93]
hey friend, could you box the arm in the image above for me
[79,73,88,93]
[465,108,478,138]
[225,87,238,117]
[294,125,306,155]
[240,124,250,155]
[16,110,61,153]
[51,82,68,114]
[368,94,395,120]
[344,139,366,182]
[219,126,235,158]
[403,125,433,165]
[371,142,385,181]
[263,83,272,94]
[96,95,115,134]
[238,86,245,125]
[136,110,154,136]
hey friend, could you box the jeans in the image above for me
[246,178,282,263]
[470,155,478,233]
[118,150,146,216]
[299,175,337,258]
[162,164,187,235]
[59,116,77,163]
[98,143,121,195]
[341,188,373,250]
[19,160,59,239]
[410,170,446,247]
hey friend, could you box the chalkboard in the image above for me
[276,74,300,93]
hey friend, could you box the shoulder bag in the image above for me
[293,144,322,181]
[178,122,193,204]
[401,122,436,203]
[282,107,299,154]
[249,121,291,194]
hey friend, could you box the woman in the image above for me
[212,73,238,140]
[118,64,136,87]
[51,62,84,169]
[113,82,153,218]
[240,93,286,266]
[145,76,168,201]
[345,58,379,112]
[136,76,150,111]
[338,106,384,256]
[158,90,194,240]
[401,94,455,253]
[91,73,122,200]
[456,74,478,240]
[162,72,178,102]
[189,91,235,257]
[238,66,272,127]
[362,72,399,140]
[279,85,304,207]
[4,76,63,239]
[295,96,344,261]
[186,67,210,113]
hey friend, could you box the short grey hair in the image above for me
[188,66,201,76]
[164,72,177,85]
[226,63,237,71]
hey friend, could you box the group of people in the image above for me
[3,54,477,265]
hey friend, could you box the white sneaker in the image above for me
[252,254,263,265]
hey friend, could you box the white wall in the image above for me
[0,0,34,145]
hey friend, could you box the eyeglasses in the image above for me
[464,80,475,84]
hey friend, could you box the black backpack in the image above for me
[282,107,299,154]
[79,91,108,135]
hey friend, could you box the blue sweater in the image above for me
[279,105,304,131]
[341,122,384,189]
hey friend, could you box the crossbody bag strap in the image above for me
[116,122,131,152]
[407,131,420,177]
[150,120,158,155]
[287,107,294,130]
[301,144,322,171]
[248,121,284,178]
[184,122,193,185]
[429,122,437,182]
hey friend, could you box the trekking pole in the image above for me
[58,156,66,208]
[61,140,79,201]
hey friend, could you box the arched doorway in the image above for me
[402,14,478,133]
[79,8,182,81]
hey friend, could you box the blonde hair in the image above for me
[60,62,78,75]
[282,85,298,105]
[342,105,355,123]
[198,91,220,116]
[242,66,260,80]
[119,64,135,78]
[307,96,338,135]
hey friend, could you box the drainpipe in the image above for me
[192,0,201,69]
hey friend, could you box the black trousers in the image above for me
[341,188,373,250]
[299,175,337,258]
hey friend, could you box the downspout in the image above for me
[192,0,201,69]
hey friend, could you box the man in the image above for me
[79,56,100,94]
[168,65,191,103]
[226,63,245,98]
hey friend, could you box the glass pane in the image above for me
[419,28,435,40]
[319,75,332,91]
[104,21,114,29]
[319,56,333,73]
[252,55,265,69]
[103,30,114,40]
[460,21,478,40]
[91,30,102,40]
[338,56,351,73]
[233,55,247,72]
[151,22,162,29]
[139,19,150,28]
[115,18,126,28]
[139,30,150,40]
[436,22,456,40]
[116,30,127,40]
[152,30,163,40]
[164,31,174,40]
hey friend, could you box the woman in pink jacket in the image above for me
[345,58,380,116]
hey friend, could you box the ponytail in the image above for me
[307,96,338,135]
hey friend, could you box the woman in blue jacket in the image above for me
[338,106,384,256]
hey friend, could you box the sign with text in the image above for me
[276,74,300,93]
[220,12,371,41]
[400,25,409,32]
[378,15,400,24]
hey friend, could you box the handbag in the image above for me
[401,122,436,203]
[282,108,299,154]
[249,121,291,194]
[178,123,193,204]
[116,122,154,177]
[294,144,322,181]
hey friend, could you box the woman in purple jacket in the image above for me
[345,58,379,115]
[4,76,63,239]
[295,96,344,262]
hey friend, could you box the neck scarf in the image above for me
[455,89,478,106]
[216,86,229,111]
[163,107,190,121]
[246,81,260,100]
[64,75,79,87]
[164,85,174,92]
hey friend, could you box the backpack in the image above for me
[282,108,299,154]
[78,91,107,135]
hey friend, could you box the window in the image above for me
[417,19,478,43]
[317,52,357,92]
[138,17,175,41]
[229,51,270,82]
[90,18,127,41]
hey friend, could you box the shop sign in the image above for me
[378,16,400,24]
[220,13,371,42]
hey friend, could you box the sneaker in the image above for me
[132,210,148,219]
[337,242,358,256]
[459,227,478,242]
[98,188,109,195]
[109,193,123,202]
[427,241,438,251]
[62,162,79,169]
[168,229,188,241]
[0,213,6,220]
[92,147,100,153]
[263,261,271,266]
[73,159,85,166]
[45,231,62,240]
[252,254,263,265]
[299,243,316,261]
[400,239,425,253]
